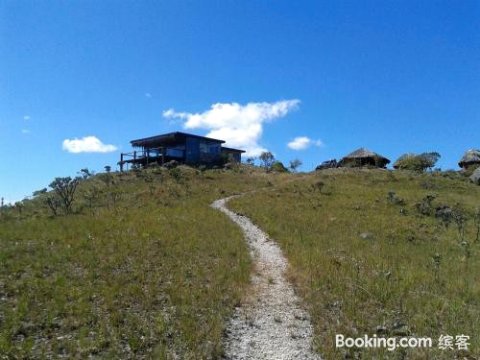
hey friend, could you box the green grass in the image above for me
[2,165,480,359]
[230,168,480,359]
[0,166,280,358]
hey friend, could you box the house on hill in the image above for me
[118,132,245,171]
[338,148,390,168]
[458,149,480,170]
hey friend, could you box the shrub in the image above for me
[14,201,24,215]
[99,173,115,187]
[452,206,467,242]
[79,168,94,179]
[474,208,480,242]
[415,194,437,216]
[387,191,405,206]
[394,152,441,172]
[169,167,182,182]
[311,180,325,193]
[32,188,47,197]
[84,186,102,210]
[44,194,61,216]
[271,161,289,173]
[435,205,453,228]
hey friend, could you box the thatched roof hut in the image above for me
[458,149,480,169]
[338,148,390,168]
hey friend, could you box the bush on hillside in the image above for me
[79,168,94,179]
[271,161,289,173]
[32,188,47,197]
[394,152,441,172]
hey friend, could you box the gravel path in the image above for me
[211,196,321,360]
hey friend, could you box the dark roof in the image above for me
[342,147,390,162]
[221,146,246,153]
[130,132,225,147]
[459,149,480,168]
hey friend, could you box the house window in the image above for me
[200,141,220,154]
[199,142,208,153]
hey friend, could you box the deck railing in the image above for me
[118,147,185,171]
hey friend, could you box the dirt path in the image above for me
[211,196,321,360]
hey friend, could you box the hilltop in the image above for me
[1,165,479,359]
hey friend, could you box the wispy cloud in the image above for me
[62,136,117,153]
[145,92,152,98]
[21,129,30,134]
[287,136,323,150]
[163,100,300,156]
[23,115,30,120]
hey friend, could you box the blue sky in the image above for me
[1,0,479,202]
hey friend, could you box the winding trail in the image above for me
[212,196,321,360]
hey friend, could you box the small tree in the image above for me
[84,185,102,210]
[420,152,441,172]
[289,159,302,172]
[271,161,289,173]
[49,177,79,214]
[99,172,115,187]
[452,206,467,243]
[104,165,111,173]
[78,168,94,179]
[474,208,480,243]
[245,157,256,166]
[14,201,24,216]
[394,152,441,172]
[259,151,275,171]
[32,188,48,197]
[44,194,61,216]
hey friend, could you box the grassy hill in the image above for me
[1,165,479,359]
[0,166,283,358]
[231,168,480,359]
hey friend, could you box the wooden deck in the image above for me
[118,147,184,171]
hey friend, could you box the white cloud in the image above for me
[23,115,30,120]
[145,92,152,98]
[21,129,30,134]
[287,136,323,150]
[62,136,117,153]
[163,100,300,156]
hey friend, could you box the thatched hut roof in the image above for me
[458,149,480,168]
[338,147,390,168]
[343,148,388,160]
